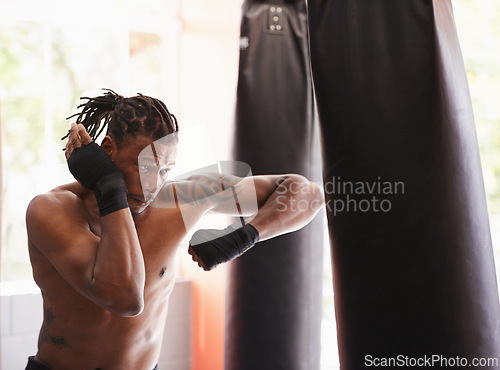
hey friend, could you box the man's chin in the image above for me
[130,207,144,215]
[128,197,152,215]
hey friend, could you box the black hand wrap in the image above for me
[67,142,129,217]
[189,222,260,271]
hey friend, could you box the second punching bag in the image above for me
[308,0,500,369]
[226,0,323,369]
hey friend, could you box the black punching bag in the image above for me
[226,1,323,369]
[308,0,500,368]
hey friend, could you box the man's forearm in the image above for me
[248,175,324,241]
[90,209,146,316]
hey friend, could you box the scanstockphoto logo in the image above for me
[276,176,405,215]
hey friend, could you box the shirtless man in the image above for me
[25,90,324,370]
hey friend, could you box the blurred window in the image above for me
[0,0,180,281]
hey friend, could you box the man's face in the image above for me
[111,134,178,215]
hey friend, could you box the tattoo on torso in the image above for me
[38,308,72,350]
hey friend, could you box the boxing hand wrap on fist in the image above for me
[189,222,260,271]
[68,142,129,217]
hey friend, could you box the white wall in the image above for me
[0,278,192,370]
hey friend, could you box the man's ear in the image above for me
[100,136,117,159]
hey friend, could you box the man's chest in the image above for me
[134,208,188,283]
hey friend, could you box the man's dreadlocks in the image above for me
[63,89,179,146]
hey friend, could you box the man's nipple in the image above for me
[159,266,167,277]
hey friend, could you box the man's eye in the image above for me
[160,169,170,177]
[140,164,152,171]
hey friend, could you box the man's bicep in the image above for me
[161,173,283,216]
[251,175,288,207]
[163,173,253,216]
[27,196,99,298]
[206,174,284,216]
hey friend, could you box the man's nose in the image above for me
[142,171,163,196]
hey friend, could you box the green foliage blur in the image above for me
[0,16,164,280]
[0,21,45,172]
[454,0,500,215]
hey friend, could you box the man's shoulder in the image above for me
[27,183,86,223]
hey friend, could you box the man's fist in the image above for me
[65,123,129,217]
[188,222,260,271]
[65,122,93,159]
[188,246,209,271]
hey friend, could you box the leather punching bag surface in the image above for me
[227,1,323,369]
[308,0,500,368]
